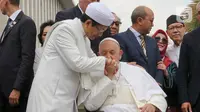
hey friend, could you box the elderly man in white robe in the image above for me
[26,3,117,112]
[83,38,168,112]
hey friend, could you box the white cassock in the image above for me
[84,62,167,112]
[26,18,107,112]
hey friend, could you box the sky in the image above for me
[73,0,192,34]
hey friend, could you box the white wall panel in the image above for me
[20,0,63,47]
[0,0,73,46]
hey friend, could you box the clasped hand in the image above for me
[9,89,20,106]
[104,57,118,79]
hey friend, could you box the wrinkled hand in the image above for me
[105,57,118,79]
[9,89,20,106]
[157,61,168,77]
[157,61,166,70]
[181,102,192,112]
[140,104,157,112]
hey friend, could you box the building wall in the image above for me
[0,0,66,46]
[20,0,63,33]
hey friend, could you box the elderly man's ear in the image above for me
[119,50,123,60]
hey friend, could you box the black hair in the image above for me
[9,0,20,6]
[80,13,100,26]
[38,20,55,46]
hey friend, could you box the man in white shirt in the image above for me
[83,38,167,112]
[166,15,186,66]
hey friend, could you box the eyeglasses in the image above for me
[95,26,107,33]
[168,24,184,31]
[111,21,121,27]
[155,36,168,44]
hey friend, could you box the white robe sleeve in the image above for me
[54,25,106,73]
[147,95,167,112]
[84,76,115,111]
[33,48,43,74]
[85,38,97,58]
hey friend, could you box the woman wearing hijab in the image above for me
[152,29,180,112]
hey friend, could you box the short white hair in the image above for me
[99,37,120,47]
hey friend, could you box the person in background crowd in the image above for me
[110,12,121,36]
[55,0,100,22]
[113,6,164,86]
[33,20,54,74]
[177,2,200,112]
[83,38,167,112]
[152,29,180,112]
[38,20,54,47]
[166,15,186,66]
[26,3,116,112]
[55,0,111,55]
[0,0,36,111]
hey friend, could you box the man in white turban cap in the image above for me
[26,2,116,112]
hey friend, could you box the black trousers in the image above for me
[0,90,27,112]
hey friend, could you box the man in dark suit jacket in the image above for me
[0,0,36,111]
[55,0,100,22]
[55,5,82,22]
[55,0,111,55]
[177,2,200,112]
[113,6,164,85]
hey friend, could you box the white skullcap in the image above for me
[99,37,120,47]
[85,2,115,26]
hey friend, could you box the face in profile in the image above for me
[110,13,121,36]
[85,20,108,40]
[166,22,185,46]
[154,33,168,52]
[99,40,123,61]
[140,8,154,35]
